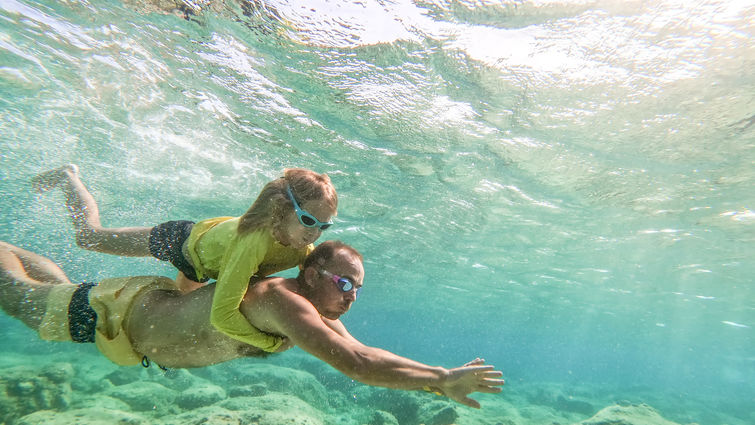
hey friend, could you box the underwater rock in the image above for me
[418,400,458,425]
[228,383,268,397]
[228,364,329,408]
[351,386,422,425]
[105,367,149,386]
[105,381,178,412]
[72,394,132,411]
[369,410,399,425]
[68,365,116,394]
[156,405,242,425]
[576,403,684,425]
[0,364,73,423]
[287,353,358,392]
[237,410,324,425]
[15,407,148,425]
[175,383,227,409]
[152,368,200,392]
[219,393,325,425]
[556,394,596,416]
[39,363,75,384]
[526,385,596,416]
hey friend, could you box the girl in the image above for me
[33,164,338,352]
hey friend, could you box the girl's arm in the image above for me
[209,235,282,352]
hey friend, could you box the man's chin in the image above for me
[321,311,342,320]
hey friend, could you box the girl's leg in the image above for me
[174,271,204,294]
[32,164,153,256]
[0,242,66,330]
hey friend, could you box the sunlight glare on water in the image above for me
[0,0,753,424]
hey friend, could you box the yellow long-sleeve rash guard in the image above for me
[186,217,312,352]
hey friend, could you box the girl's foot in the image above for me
[31,164,79,192]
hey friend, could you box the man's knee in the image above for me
[0,242,24,278]
[0,241,15,258]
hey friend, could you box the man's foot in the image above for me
[31,164,79,192]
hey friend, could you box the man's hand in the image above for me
[438,358,504,408]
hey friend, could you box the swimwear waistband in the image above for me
[38,281,98,343]
[69,282,98,343]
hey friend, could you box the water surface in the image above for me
[1,1,753,424]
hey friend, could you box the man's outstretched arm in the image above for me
[267,294,504,408]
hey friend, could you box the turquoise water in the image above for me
[1,0,753,424]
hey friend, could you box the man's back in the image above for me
[127,280,287,368]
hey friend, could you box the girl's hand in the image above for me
[274,337,295,352]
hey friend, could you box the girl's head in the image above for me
[239,168,338,248]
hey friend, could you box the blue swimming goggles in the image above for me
[320,269,361,298]
[286,185,333,230]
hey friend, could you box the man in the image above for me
[0,240,503,408]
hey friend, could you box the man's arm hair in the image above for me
[320,316,363,345]
[267,291,448,390]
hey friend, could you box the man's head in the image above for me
[298,240,364,320]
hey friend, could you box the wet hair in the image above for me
[298,240,363,278]
[238,168,338,234]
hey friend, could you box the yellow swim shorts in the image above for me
[38,276,176,366]
[38,284,79,342]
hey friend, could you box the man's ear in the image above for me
[303,266,318,287]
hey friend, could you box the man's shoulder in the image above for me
[248,277,299,302]
[242,278,319,334]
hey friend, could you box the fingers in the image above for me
[477,370,503,382]
[463,365,501,378]
[459,396,481,409]
[463,365,496,372]
[477,369,503,377]
[445,393,478,409]
[476,385,504,393]
[475,372,505,393]
[463,357,485,367]
[457,365,504,384]
[442,361,505,409]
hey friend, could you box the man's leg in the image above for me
[32,164,153,256]
[0,241,70,329]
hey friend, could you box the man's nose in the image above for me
[344,290,357,302]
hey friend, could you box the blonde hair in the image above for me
[237,168,338,234]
